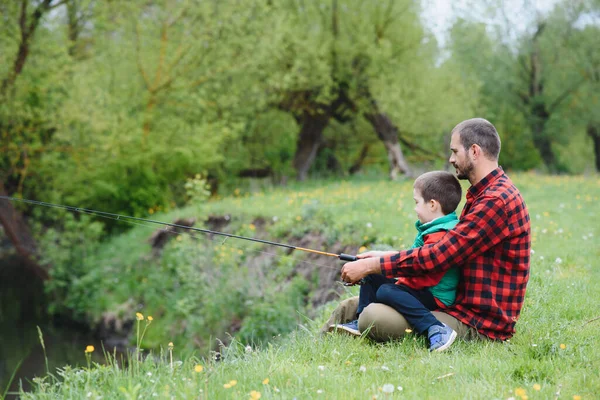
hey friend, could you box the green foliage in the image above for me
[183,173,211,206]
[35,211,104,317]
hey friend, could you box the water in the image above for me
[0,255,104,398]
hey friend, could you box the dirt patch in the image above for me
[148,217,196,256]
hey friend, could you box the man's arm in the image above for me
[381,194,510,278]
[341,194,510,284]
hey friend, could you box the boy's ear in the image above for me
[429,199,439,211]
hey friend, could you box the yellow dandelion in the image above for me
[195,365,203,373]
[515,387,526,397]
[358,246,367,253]
[228,380,237,387]
[250,390,261,400]
[295,216,302,221]
[85,345,95,353]
[136,312,144,321]
[224,383,232,389]
[533,384,541,391]
[405,328,413,333]
[249,224,256,231]
[168,342,174,349]
[573,395,582,400]
[147,316,153,321]
[262,378,269,385]
[560,343,566,349]
[345,361,352,365]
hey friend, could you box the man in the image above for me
[334,118,531,343]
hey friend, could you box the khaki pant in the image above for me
[320,296,488,342]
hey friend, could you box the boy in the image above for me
[330,171,462,352]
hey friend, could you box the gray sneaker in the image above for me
[428,323,457,352]
[329,319,361,336]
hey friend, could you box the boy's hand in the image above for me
[341,257,381,284]
[357,250,398,259]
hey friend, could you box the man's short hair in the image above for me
[414,171,462,215]
[452,118,501,160]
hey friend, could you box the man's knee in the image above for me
[358,303,410,342]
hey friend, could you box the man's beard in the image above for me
[454,159,474,180]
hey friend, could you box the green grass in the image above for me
[20,172,600,399]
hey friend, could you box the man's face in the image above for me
[449,132,474,180]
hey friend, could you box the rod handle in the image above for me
[339,253,358,262]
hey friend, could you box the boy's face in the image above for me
[413,188,438,224]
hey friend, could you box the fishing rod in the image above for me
[0,196,359,264]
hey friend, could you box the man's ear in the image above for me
[470,144,482,160]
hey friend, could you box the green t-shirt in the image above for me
[410,212,459,306]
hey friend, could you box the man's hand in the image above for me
[357,250,398,259]
[340,257,382,284]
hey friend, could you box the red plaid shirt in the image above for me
[380,168,531,340]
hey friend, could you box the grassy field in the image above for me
[14,172,600,399]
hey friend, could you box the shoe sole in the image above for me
[432,329,457,352]
[328,324,361,337]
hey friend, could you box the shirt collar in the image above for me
[467,167,504,199]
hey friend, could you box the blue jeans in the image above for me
[356,274,443,334]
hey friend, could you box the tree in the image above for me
[449,0,599,172]
[0,0,69,279]
[260,0,450,180]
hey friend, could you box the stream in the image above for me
[0,255,105,398]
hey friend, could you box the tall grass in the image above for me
[21,173,600,399]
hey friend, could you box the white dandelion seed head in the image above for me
[381,366,390,371]
[359,365,367,372]
[397,386,403,391]
[245,345,252,353]
[318,365,325,371]
[317,389,324,394]
[555,257,562,264]
[382,384,394,393]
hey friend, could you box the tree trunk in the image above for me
[588,124,600,172]
[349,143,370,175]
[1,0,54,95]
[292,112,330,181]
[530,102,556,170]
[0,182,48,280]
[364,111,411,179]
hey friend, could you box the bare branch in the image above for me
[135,22,152,92]
[548,77,585,113]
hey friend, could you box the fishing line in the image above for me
[0,196,358,273]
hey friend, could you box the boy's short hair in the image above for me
[413,171,462,215]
